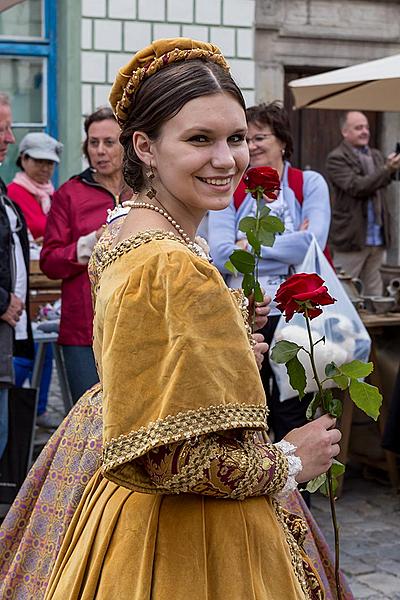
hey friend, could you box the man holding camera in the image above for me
[326,110,400,295]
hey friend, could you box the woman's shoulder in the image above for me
[99,229,216,283]
[302,169,328,188]
[7,182,33,200]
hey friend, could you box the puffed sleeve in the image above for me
[95,238,288,493]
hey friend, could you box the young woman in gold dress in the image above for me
[6,38,347,600]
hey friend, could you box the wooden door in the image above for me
[284,68,380,181]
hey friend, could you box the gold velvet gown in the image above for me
[43,230,324,600]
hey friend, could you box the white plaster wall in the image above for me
[80,0,256,117]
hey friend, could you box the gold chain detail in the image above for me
[97,229,205,276]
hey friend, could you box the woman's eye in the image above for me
[188,135,209,143]
[229,133,246,143]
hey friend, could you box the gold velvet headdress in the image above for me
[109,37,230,127]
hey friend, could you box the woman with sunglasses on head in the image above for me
[208,102,332,446]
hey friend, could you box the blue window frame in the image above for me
[0,0,58,182]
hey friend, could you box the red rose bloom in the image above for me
[244,166,280,200]
[275,273,336,322]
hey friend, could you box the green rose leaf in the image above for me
[332,375,349,390]
[327,396,343,418]
[286,355,307,400]
[224,260,237,275]
[349,380,382,421]
[331,459,345,478]
[270,340,302,364]
[325,362,340,378]
[340,360,374,379]
[229,249,256,274]
[259,215,285,234]
[254,280,264,303]
[242,273,255,298]
[238,216,257,233]
[246,230,261,254]
[306,392,321,421]
[260,205,271,218]
[306,473,327,494]
[258,229,275,247]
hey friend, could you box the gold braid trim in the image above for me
[102,403,268,473]
[112,46,229,126]
[273,501,325,600]
[229,288,256,348]
[98,230,204,277]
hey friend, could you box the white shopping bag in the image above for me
[270,237,371,402]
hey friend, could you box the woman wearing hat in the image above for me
[37,38,347,600]
[7,132,62,430]
[7,132,63,242]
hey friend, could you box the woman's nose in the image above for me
[211,142,235,169]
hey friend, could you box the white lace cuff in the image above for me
[273,440,302,498]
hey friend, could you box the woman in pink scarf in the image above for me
[7,132,63,430]
[7,132,63,242]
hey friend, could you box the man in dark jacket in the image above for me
[0,93,32,459]
[326,110,400,295]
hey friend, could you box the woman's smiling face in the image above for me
[148,92,249,216]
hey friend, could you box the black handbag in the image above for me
[0,386,37,504]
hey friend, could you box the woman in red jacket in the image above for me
[40,107,131,403]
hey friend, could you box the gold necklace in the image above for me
[122,199,194,246]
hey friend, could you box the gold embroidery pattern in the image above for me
[273,501,325,600]
[114,47,229,126]
[141,430,290,500]
[102,403,268,472]
[142,435,223,495]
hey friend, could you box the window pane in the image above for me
[0,126,43,184]
[0,0,43,39]
[1,56,44,124]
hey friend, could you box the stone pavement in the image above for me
[313,469,400,599]
[34,372,400,599]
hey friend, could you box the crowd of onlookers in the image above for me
[1,89,400,467]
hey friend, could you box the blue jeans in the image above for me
[13,344,53,416]
[62,345,99,403]
[0,388,8,461]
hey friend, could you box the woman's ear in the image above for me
[132,131,154,168]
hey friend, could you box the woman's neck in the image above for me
[92,171,124,198]
[136,194,201,241]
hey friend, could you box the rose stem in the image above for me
[304,309,342,600]
[251,189,262,332]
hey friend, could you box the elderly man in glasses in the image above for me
[0,93,32,460]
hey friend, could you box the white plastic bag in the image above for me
[270,237,371,402]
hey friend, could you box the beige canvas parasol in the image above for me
[289,53,400,111]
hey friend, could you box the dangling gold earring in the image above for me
[146,164,157,199]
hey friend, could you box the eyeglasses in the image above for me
[246,133,275,145]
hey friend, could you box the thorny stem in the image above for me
[304,308,342,600]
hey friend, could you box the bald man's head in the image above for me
[340,111,370,148]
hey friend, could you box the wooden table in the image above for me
[338,310,400,493]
